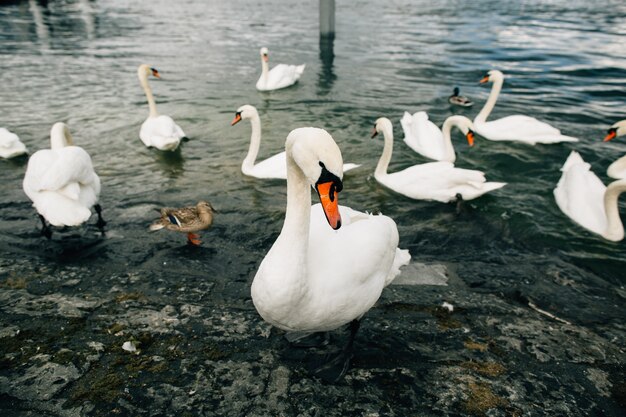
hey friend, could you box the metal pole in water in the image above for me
[319,0,335,39]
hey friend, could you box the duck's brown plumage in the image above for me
[150,201,215,233]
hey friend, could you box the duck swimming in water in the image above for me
[448,87,473,107]
[150,201,215,245]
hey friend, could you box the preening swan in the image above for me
[554,151,626,241]
[137,64,185,151]
[400,112,475,162]
[256,47,305,91]
[23,122,105,238]
[374,117,506,202]
[0,128,28,159]
[252,127,410,380]
[149,201,215,246]
[231,104,360,179]
[474,70,578,144]
[604,119,626,179]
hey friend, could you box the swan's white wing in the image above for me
[263,63,305,90]
[140,115,183,150]
[475,115,578,143]
[301,204,408,331]
[554,151,607,235]
[382,162,504,202]
[607,155,626,180]
[401,111,446,160]
[23,147,100,227]
[247,151,287,179]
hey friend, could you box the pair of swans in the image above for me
[256,47,305,91]
[605,120,626,179]
[137,64,186,151]
[0,128,28,159]
[401,70,577,161]
[377,117,505,202]
[554,151,626,241]
[252,127,410,379]
[23,122,105,237]
[231,104,359,179]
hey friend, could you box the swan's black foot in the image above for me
[285,331,330,348]
[312,349,354,383]
[39,215,52,239]
[455,193,464,214]
[94,204,107,232]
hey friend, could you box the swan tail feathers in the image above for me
[385,248,411,286]
[35,192,92,227]
[342,163,361,172]
[561,151,586,172]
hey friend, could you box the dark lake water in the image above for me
[0,0,625,415]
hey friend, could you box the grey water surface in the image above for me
[0,0,625,416]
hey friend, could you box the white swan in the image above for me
[400,112,475,162]
[373,117,506,203]
[231,104,360,179]
[604,119,626,179]
[23,122,104,232]
[474,70,578,144]
[554,151,626,241]
[137,64,185,151]
[252,127,410,336]
[256,47,305,91]
[0,128,28,159]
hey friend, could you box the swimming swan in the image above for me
[0,128,28,159]
[137,64,185,151]
[474,70,578,144]
[231,104,359,179]
[554,151,626,241]
[400,112,475,162]
[256,47,305,91]
[374,117,506,202]
[23,122,105,237]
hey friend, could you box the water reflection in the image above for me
[152,146,186,178]
[317,36,336,95]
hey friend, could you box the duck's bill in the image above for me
[231,114,242,126]
[315,181,341,230]
[604,129,617,142]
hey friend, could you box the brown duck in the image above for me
[150,201,215,245]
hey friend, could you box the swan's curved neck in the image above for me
[242,114,262,174]
[440,118,458,162]
[139,73,158,118]
[50,124,73,149]
[603,179,626,241]
[260,59,269,80]
[475,77,503,124]
[375,125,394,179]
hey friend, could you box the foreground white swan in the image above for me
[400,112,475,162]
[137,64,185,151]
[604,119,626,179]
[231,104,360,179]
[23,123,104,235]
[474,70,578,144]
[256,47,305,91]
[252,126,410,339]
[374,117,505,202]
[0,128,28,158]
[554,151,626,241]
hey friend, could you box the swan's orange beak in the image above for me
[479,75,489,84]
[466,130,475,147]
[151,69,161,78]
[262,54,269,62]
[604,129,617,142]
[231,113,242,126]
[371,127,379,139]
[316,181,341,230]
